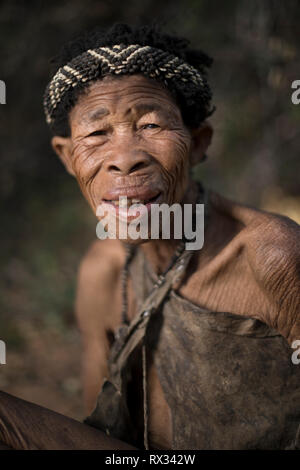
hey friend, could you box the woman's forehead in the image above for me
[69,74,180,124]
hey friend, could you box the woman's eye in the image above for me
[142,123,160,130]
[87,130,106,137]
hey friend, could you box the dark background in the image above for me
[0,0,299,419]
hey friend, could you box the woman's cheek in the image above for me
[156,131,190,168]
[69,144,103,212]
[158,135,190,202]
[73,143,104,184]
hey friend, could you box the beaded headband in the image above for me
[43,43,212,127]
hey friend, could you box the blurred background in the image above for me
[0,0,299,420]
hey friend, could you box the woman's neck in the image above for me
[140,179,200,274]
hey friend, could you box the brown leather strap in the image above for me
[109,246,195,383]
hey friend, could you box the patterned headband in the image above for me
[43,43,211,127]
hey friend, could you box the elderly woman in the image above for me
[0,23,299,450]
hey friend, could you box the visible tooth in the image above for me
[132,198,143,204]
[115,196,145,208]
[119,197,128,208]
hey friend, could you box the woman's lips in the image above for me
[100,192,162,221]
[102,186,162,201]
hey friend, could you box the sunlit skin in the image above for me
[51,73,300,449]
[0,43,298,452]
[52,74,212,272]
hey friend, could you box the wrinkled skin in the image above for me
[67,75,192,210]
[0,74,299,450]
[52,74,212,259]
[56,74,299,449]
[75,197,300,449]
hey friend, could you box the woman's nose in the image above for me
[104,150,152,175]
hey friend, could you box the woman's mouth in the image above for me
[103,192,161,208]
[100,192,162,220]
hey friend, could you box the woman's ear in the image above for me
[51,136,75,176]
[190,121,213,166]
